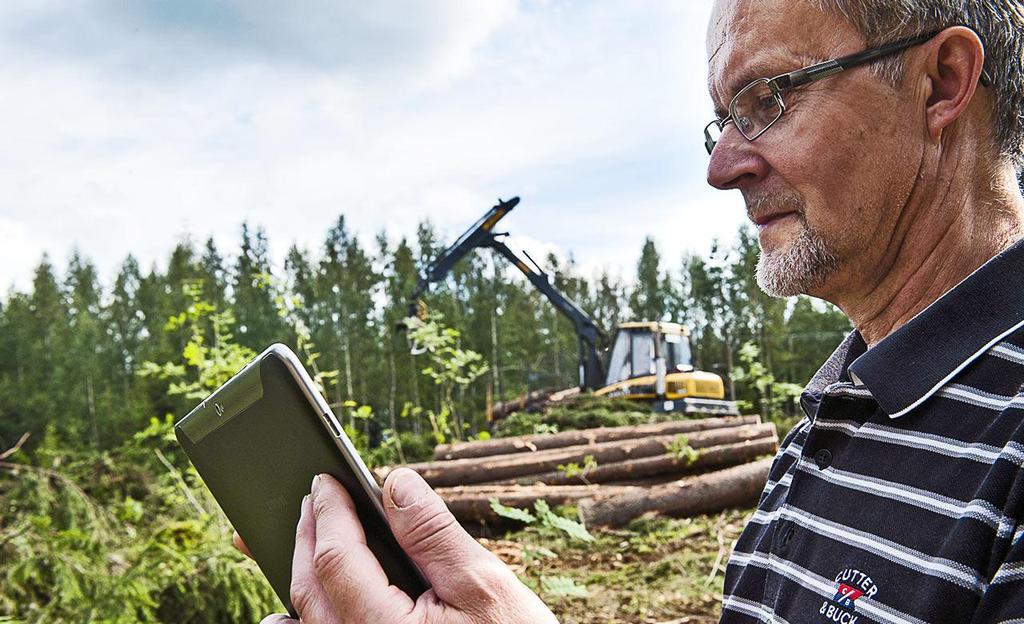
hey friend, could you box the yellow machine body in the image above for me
[595,370,726,401]
[593,321,736,414]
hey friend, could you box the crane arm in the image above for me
[486,238,605,390]
[404,196,607,391]
[406,197,519,317]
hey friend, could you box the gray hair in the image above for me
[809,1,1024,169]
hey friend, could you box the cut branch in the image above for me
[0,432,30,460]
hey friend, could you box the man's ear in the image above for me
[923,26,987,142]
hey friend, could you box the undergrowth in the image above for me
[0,419,279,623]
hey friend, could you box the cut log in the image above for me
[432,415,762,460]
[482,434,779,486]
[384,423,776,488]
[490,388,555,420]
[578,458,773,528]
[545,386,581,405]
[437,484,642,523]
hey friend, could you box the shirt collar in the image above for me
[800,330,867,418]
[848,236,1024,418]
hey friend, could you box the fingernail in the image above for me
[311,474,323,499]
[390,469,428,509]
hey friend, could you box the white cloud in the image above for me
[0,0,746,294]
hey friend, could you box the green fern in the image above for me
[541,575,589,598]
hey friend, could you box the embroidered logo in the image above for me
[832,583,864,609]
[819,568,878,623]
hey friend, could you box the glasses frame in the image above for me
[704,29,993,155]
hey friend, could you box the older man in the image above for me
[255,1,1024,622]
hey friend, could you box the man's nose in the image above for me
[706,128,768,190]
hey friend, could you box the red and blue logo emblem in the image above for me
[832,583,865,609]
[820,568,878,621]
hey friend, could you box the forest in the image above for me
[0,215,851,622]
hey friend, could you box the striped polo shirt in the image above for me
[721,237,1024,624]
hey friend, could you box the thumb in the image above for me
[382,468,509,605]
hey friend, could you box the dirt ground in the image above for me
[478,507,752,624]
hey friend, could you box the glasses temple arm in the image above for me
[771,30,945,92]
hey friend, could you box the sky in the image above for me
[0,0,747,293]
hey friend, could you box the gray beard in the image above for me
[756,217,839,297]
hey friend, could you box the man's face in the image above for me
[706,0,923,299]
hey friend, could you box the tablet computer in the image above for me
[175,344,428,616]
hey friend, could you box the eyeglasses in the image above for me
[704,30,994,155]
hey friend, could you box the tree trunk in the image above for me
[483,435,778,486]
[724,325,736,401]
[578,458,773,528]
[387,341,404,463]
[433,415,761,460]
[344,338,354,401]
[491,294,501,403]
[87,373,99,449]
[409,349,422,435]
[332,351,344,418]
[437,484,642,524]
[386,423,776,488]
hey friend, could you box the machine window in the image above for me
[631,331,656,376]
[606,330,631,385]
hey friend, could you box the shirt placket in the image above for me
[762,383,877,613]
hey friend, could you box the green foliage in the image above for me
[521,545,558,565]
[0,287,286,622]
[404,315,489,443]
[541,575,590,599]
[534,500,595,543]
[0,218,849,459]
[137,281,256,402]
[557,455,598,484]
[360,426,435,468]
[489,498,538,524]
[0,422,279,623]
[628,237,672,322]
[733,342,804,426]
[666,436,701,464]
[488,499,593,601]
[487,498,594,544]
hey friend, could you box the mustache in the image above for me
[745,194,807,224]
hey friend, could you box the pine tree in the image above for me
[199,237,228,309]
[232,223,286,350]
[586,270,627,334]
[318,216,381,413]
[105,255,150,435]
[64,252,105,446]
[629,237,669,322]
[22,256,69,440]
[780,297,851,384]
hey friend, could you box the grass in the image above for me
[478,507,754,624]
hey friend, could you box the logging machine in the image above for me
[401,197,738,416]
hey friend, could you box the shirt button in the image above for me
[814,448,833,469]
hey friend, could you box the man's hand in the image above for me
[239,468,559,624]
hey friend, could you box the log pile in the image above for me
[384,414,778,529]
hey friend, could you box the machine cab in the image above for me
[604,322,693,387]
